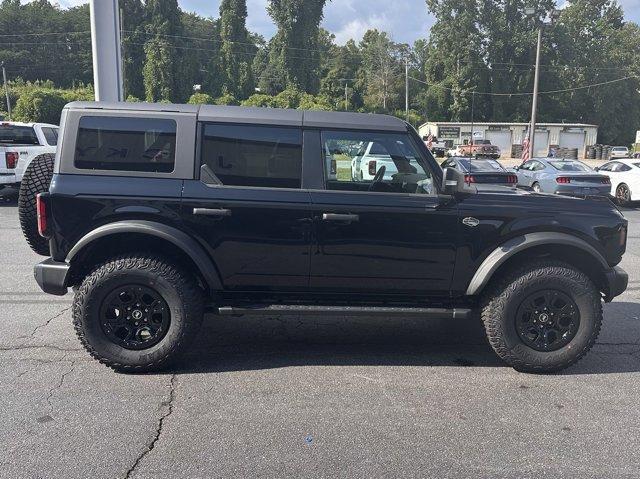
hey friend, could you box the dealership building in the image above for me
[418,122,598,158]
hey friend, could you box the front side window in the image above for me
[75,116,176,173]
[41,127,58,146]
[322,130,434,195]
[201,124,302,189]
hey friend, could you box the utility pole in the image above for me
[90,0,124,102]
[470,91,475,147]
[405,56,409,121]
[529,26,542,160]
[2,62,11,120]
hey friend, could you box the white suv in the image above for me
[0,121,58,191]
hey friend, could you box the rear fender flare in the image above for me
[66,220,222,292]
[466,232,609,296]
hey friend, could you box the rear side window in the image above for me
[200,124,302,188]
[74,116,176,173]
[41,127,58,146]
[0,124,39,145]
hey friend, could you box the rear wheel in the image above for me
[532,182,542,193]
[481,260,602,373]
[615,183,631,206]
[73,254,204,372]
[18,153,55,255]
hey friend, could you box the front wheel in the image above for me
[73,254,204,372]
[481,260,602,373]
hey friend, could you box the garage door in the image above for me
[559,131,585,151]
[533,131,549,157]
[485,130,512,157]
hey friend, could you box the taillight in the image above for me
[506,175,518,184]
[602,176,611,185]
[330,158,337,175]
[5,152,18,169]
[556,177,571,184]
[36,194,47,237]
[464,174,476,184]
[368,160,377,176]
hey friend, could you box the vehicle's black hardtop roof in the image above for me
[65,101,407,132]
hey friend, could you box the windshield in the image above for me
[457,158,504,172]
[548,160,591,172]
[0,124,39,145]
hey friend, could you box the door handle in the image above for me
[322,213,359,222]
[192,208,232,217]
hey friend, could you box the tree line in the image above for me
[0,0,638,144]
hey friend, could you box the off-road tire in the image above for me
[481,260,602,373]
[73,254,204,373]
[18,153,55,255]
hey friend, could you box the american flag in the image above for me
[521,132,530,162]
[426,133,434,150]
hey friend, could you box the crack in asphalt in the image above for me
[45,358,77,413]
[0,344,82,353]
[28,306,72,338]
[124,374,177,479]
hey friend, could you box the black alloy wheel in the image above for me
[515,290,580,352]
[100,284,171,350]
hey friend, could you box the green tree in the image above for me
[266,0,328,94]
[120,0,147,100]
[219,0,255,98]
[143,0,183,102]
[359,30,404,112]
[13,88,67,123]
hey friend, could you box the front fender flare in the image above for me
[465,232,609,296]
[66,220,223,292]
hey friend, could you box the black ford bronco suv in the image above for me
[24,101,628,373]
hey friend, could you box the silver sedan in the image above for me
[514,158,611,197]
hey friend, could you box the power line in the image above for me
[408,74,639,96]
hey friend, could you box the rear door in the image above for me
[181,123,313,292]
[307,129,458,297]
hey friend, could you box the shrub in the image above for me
[187,92,215,105]
[214,93,239,106]
[13,89,67,124]
[241,94,275,108]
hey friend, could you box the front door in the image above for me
[181,123,312,291]
[309,130,458,297]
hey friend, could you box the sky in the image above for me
[49,0,640,45]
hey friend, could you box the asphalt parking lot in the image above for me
[1,188,640,478]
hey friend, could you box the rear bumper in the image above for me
[34,258,69,296]
[603,266,628,302]
[0,172,17,185]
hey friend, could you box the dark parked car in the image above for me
[440,157,517,190]
[24,102,628,374]
[514,158,611,197]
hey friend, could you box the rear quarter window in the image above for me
[74,116,176,173]
[41,127,59,146]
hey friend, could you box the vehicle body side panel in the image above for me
[450,192,627,295]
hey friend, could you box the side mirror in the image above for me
[441,167,477,196]
[514,165,520,171]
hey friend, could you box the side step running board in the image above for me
[216,305,472,320]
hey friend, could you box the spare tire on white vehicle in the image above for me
[18,153,55,256]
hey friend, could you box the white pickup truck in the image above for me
[0,121,58,191]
